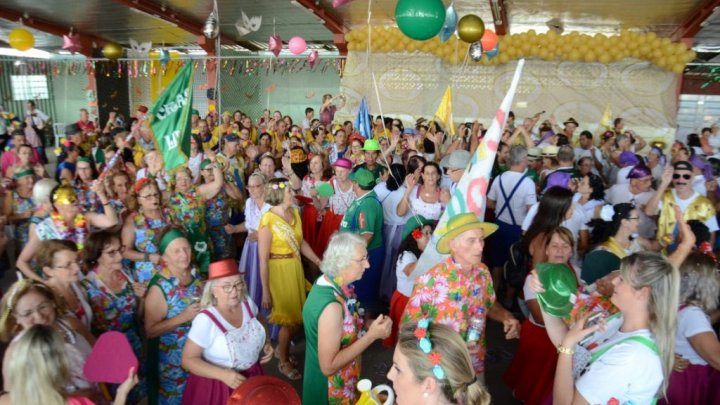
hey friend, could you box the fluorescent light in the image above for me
[129,7,178,27]
[0,48,52,59]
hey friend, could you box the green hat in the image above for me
[350,168,376,188]
[192,109,200,116]
[536,262,578,318]
[362,139,381,151]
[402,215,433,241]
[436,213,498,254]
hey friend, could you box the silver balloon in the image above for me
[203,11,219,39]
[469,41,483,61]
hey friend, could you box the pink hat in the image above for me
[208,259,239,280]
[333,157,353,170]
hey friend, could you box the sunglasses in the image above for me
[673,174,691,180]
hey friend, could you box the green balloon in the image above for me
[395,0,446,41]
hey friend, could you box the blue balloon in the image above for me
[439,3,458,42]
[485,43,500,60]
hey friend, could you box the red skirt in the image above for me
[301,204,323,256]
[503,319,557,404]
[383,290,410,348]
[316,210,344,258]
[181,362,264,405]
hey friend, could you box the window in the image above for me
[10,75,49,101]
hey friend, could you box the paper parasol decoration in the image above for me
[269,34,282,57]
[62,32,81,54]
[308,50,319,69]
[159,49,170,66]
[439,3,458,43]
[129,38,152,54]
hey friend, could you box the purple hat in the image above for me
[688,154,713,181]
[333,157,353,170]
[626,163,652,179]
[544,171,572,191]
[619,151,640,167]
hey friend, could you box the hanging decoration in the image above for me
[345,26,696,72]
[457,15,485,44]
[203,10,219,38]
[159,49,170,66]
[129,38,152,54]
[439,3,458,43]
[236,11,262,36]
[268,34,283,57]
[332,0,356,7]
[62,30,81,54]
[469,41,483,61]
[288,36,307,55]
[485,43,500,61]
[8,28,35,51]
[395,0,446,41]
[308,50,319,69]
[102,42,123,60]
[480,29,498,52]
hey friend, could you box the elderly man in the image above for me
[440,149,470,193]
[646,161,718,252]
[403,212,520,378]
[340,168,384,313]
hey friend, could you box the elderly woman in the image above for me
[37,240,92,329]
[0,324,137,405]
[226,172,269,308]
[298,153,330,257]
[529,249,682,404]
[403,213,520,378]
[167,164,223,275]
[661,252,720,404]
[145,227,204,405]
[302,232,392,403]
[181,259,273,404]
[258,178,322,380]
[316,157,356,255]
[18,183,117,281]
[199,159,243,261]
[0,280,96,399]
[3,166,36,249]
[81,230,146,401]
[73,157,102,213]
[389,322,491,405]
[106,170,136,222]
[122,178,170,284]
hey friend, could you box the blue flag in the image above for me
[354,97,372,139]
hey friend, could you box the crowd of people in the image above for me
[0,96,719,405]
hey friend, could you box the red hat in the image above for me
[208,259,239,280]
[137,105,148,114]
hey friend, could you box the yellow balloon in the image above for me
[671,63,685,74]
[568,49,581,61]
[8,28,35,51]
[584,51,597,62]
[598,53,611,64]
[457,14,486,43]
[102,42,123,60]
[498,53,510,63]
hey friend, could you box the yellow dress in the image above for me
[259,208,308,326]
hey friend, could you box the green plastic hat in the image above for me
[316,182,334,197]
[536,262,578,318]
[401,215,434,241]
[362,139,381,151]
[350,168,376,188]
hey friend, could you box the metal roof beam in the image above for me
[671,0,720,41]
[294,0,347,55]
[489,0,509,36]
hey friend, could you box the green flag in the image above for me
[149,62,194,172]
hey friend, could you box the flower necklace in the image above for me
[50,211,88,251]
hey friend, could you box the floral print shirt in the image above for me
[402,256,496,374]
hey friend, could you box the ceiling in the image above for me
[0,0,718,61]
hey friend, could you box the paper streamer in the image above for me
[412,59,526,278]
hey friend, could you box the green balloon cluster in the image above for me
[395,0,446,41]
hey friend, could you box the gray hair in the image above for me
[32,179,59,205]
[508,145,528,166]
[248,172,268,186]
[557,145,574,162]
[679,252,720,312]
[199,278,247,308]
[320,232,367,278]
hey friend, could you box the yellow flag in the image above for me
[433,86,456,136]
[600,103,612,129]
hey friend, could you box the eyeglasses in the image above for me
[14,301,55,319]
[220,281,244,293]
[103,246,125,257]
[673,173,691,180]
[139,192,160,199]
[351,255,369,262]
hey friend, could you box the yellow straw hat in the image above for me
[436,213,498,254]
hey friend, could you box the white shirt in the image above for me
[375,184,411,225]
[708,133,720,153]
[675,305,715,366]
[614,166,632,185]
[395,251,418,297]
[657,189,719,232]
[574,147,607,176]
[487,170,537,225]
[26,109,49,128]
[605,184,657,239]
[692,174,708,197]
[135,168,169,191]
[575,316,662,405]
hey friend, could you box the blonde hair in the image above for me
[264,178,289,206]
[7,324,71,405]
[36,239,78,274]
[199,278,247,308]
[397,322,491,405]
[0,280,62,343]
[620,252,679,397]
[679,252,720,312]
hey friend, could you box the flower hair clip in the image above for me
[599,204,614,222]
[414,318,445,380]
[411,228,423,240]
[270,182,288,190]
